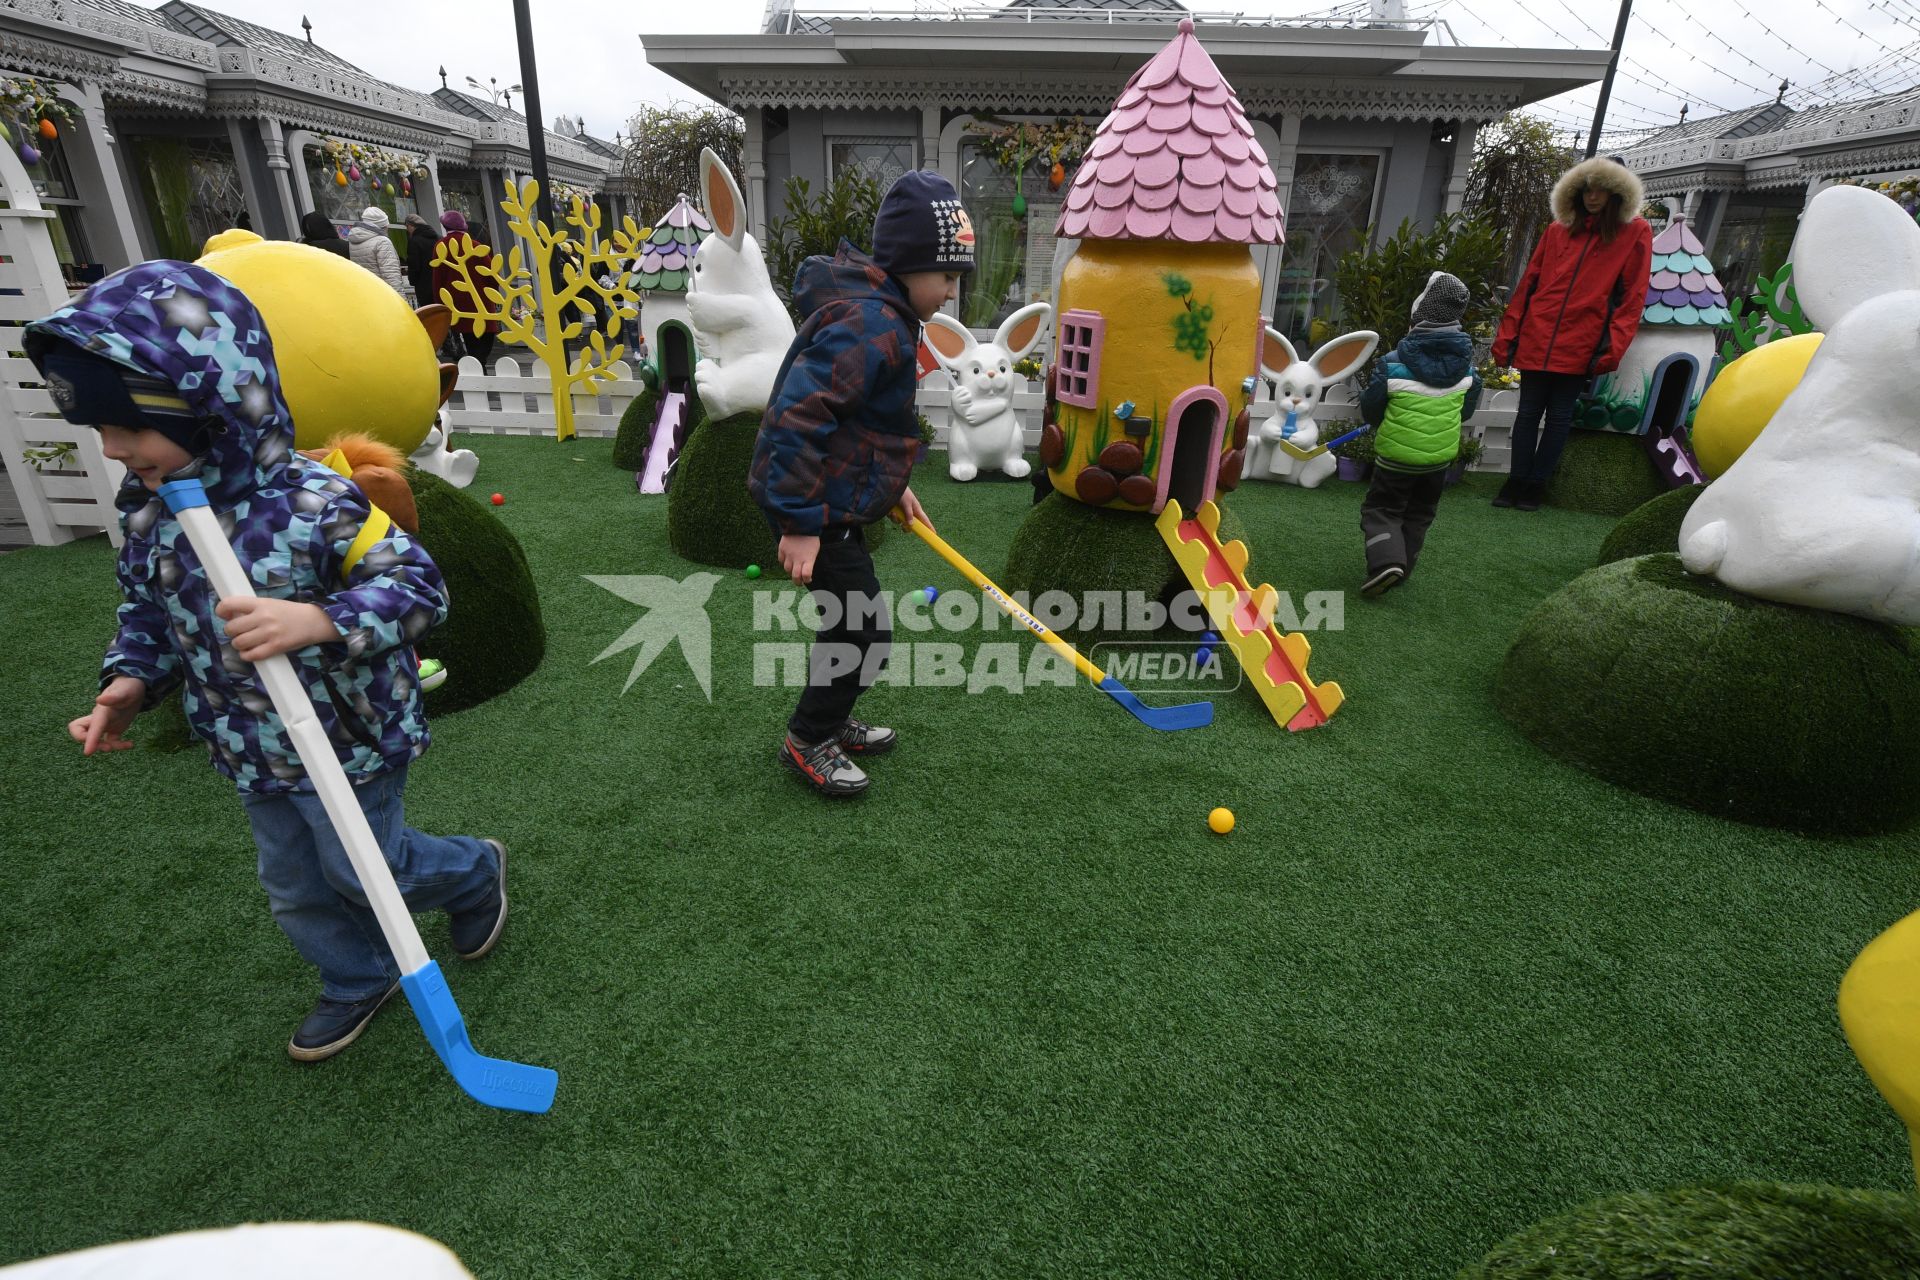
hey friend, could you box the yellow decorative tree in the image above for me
[431,176,643,441]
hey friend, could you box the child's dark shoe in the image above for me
[1361,565,1406,597]
[1515,481,1545,512]
[1492,479,1519,508]
[451,839,508,960]
[288,982,399,1062]
[836,717,897,756]
[780,733,870,797]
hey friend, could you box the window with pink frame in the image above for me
[1055,309,1105,408]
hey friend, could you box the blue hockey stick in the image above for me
[160,479,557,1113]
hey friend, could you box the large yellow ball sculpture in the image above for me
[196,230,439,455]
[1691,333,1824,479]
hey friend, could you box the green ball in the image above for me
[745,564,761,579]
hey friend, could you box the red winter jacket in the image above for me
[1495,215,1652,376]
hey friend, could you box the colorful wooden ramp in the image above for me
[1155,499,1344,731]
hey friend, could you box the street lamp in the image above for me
[464,75,523,109]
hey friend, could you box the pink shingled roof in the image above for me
[1057,17,1282,245]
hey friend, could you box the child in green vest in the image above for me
[1354,272,1482,597]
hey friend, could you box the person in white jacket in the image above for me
[347,207,407,297]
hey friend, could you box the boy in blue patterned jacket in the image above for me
[31,261,506,1063]
[749,171,971,798]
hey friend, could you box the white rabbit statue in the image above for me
[1244,327,1379,489]
[923,302,1052,482]
[408,410,478,489]
[684,147,796,422]
[1678,183,1920,626]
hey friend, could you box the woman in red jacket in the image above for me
[1491,157,1653,510]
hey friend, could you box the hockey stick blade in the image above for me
[400,962,558,1114]
[1097,675,1213,731]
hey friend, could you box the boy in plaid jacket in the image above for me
[748,171,974,797]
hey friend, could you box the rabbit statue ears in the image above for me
[923,302,1052,371]
[1260,327,1379,383]
[1677,183,1920,625]
[699,146,748,251]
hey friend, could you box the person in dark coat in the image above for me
[298,211,349,259]
[1490,157,1653,510]
[433,210,501,367]
[403,214,439,307]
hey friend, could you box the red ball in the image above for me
[490,493,504,506]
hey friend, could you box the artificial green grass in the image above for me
[664,410,778,571]
[3,441,1916,1278]
[1496,553,1920,835]
[1460,1182,1920,1278]
[1596,484,1706,565]
[610,386,658,472]
[1545,429,1669,517]
[407,469,546,714]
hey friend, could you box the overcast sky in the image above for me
[211,0,1920,147]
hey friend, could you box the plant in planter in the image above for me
[1331,430,1375,481]
[1447,433,1485,486]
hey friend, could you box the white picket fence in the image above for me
[0,144,125,548]
[439,354,1524,475]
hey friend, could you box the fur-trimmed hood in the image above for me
[1551,157,1645,229]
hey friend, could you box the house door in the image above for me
[1159,387,1226,515]
[661,321,695,393]
[1646,352,1700,435]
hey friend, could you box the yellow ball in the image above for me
[1692,333,1824,479]
[197,231,439,455]
[1208,807,1235,835]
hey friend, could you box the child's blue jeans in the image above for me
[240,765,498,1002]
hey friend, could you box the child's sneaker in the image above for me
[780,733,871,797]
[837,718,897,756]
[418,658,448,691]
[451,839,508,960]
[1361,565,1406,597]
[288,982,399,1062]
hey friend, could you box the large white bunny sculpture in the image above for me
[1678,184,1920,626]
[923,302,1052,482]
[685,147,796,422]
[1243,326,1379,489]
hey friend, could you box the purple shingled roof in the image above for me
[1056,17,1283,245]
[1642,215,1730,326]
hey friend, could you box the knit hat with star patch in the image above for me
[872,170,975,277]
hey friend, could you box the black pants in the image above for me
[1360,465,1448,574]
[789,526,891,743]
[1508,370,1586,484]
[464,331,497,368]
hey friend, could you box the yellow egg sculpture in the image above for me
[1691,333,1824,479]
[196,230,439,454]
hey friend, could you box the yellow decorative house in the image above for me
[1041,17,1284,514]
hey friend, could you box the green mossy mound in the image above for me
[666,411,779,571]
[407,468,546,714]
[1496,553,1920,835]
[1002,493,1248,645]
[1596,484,1706,566]
[1459,1182,1920,1279]
[611,386,659,472]
[1545,429,1668,517]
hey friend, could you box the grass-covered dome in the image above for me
[1595,484,1705,565]
[407,468,546,713]
[611,386,659,473]
[1459,1182,1920,1279]
[1496,553,1920,835]
[1544,429,1669,517]
[665,411,779,571]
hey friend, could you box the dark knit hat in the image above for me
[871,170,975,277]
[35,339,215,455]
[1409,271,1470,329]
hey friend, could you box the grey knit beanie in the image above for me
[1409,271,1470,329]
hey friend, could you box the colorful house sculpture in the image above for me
[635,193,708,398]
[1042,16,1283,515]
